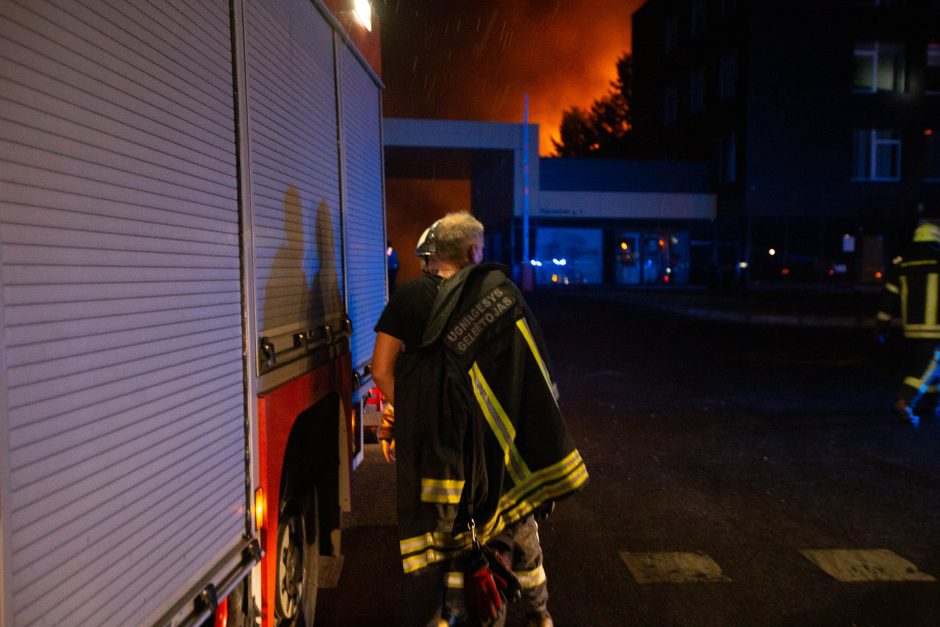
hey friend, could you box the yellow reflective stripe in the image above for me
[401,450,588,572]
[421,478,465,504]
[515,564,546,589]
[904,376,924,389]
[516,319,554,397]
[901,259,937,267]
[446,571,464,589]
[469,362,531,484]
[876,311,892,321]
[499,449,584,510]
[479,450,588,539]
[400,533,470,573]
[903,323,940,330]
[885,282,900,294]
[901,276,909,322]
[927,273,938,326]
[500,461,589,526]
[906,330,940,338]
[403,550,447,574]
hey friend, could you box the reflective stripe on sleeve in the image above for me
[446,571,464,589]
[885,282,900,294]
[469,361,531,484]
[516,318,555,401]
[421,478,465,504]
[514,564,547,590]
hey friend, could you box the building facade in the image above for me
[632,0,940,284]
[384,118,716,286]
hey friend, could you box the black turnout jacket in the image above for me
[393,263,588,574]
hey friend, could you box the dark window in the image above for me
[663,82,677,125]
[664,18,678,54]
[854,42,905,93]
[690,1,705,37]
[927,43,940,94]
[852,129,901,181]
[689,67,705,113]
[718,133,737,183]
[925,131,940,181]
[719,52,737,101]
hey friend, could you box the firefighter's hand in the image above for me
[381,438,396,463]
[378,405,396,463]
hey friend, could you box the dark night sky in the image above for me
[377,0,643,155]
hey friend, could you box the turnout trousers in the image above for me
[443,515,550,626]
[898,339,940,407]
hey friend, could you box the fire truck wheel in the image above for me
[275,501,319,626]
[275,506,303,623]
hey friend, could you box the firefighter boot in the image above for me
[894,398,919,427]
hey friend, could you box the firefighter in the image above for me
[372,213,585,626]
[876,222,940,425]
[377,221,442,464]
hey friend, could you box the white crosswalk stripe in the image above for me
[619,551,731,584]
[800,549,937,582]
[620,548,937,584]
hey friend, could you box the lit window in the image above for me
[719,52,737,101]
[925,131,940,181]
[663,82,677,125]
[852,129,902,181]
[927,43,940,94]
[690,1,705,38]
[718,133,736,183]
[854,41,905,93]
[689,67,705,113]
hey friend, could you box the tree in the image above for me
[552,106,598,157]
[551,53,634,158]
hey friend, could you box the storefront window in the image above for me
[532,228,602,285]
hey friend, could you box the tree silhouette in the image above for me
[552,53,634,158]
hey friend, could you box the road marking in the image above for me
[800,549,936,582]
[620,551,731,584]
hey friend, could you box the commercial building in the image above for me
[383,118,716,286]
[632,0,940,283]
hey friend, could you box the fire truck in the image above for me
[0,1,386,625]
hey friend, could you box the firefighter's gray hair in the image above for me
[433,211,484,262]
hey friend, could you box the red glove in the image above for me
[464,550,505,620]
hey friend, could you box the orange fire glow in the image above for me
[381,1,641,156]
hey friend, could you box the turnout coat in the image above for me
[393,263,588,574]
[878,240,940,339]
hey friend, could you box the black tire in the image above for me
[275,501,319,627]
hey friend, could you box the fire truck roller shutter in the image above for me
[0,0,247,625]
[338,41,386,382]
[246,0,346,347]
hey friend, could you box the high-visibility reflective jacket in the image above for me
[878,241,940,339]
[393,263,587,574]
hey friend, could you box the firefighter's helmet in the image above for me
[416,220,439,258]
[914,222,940,243]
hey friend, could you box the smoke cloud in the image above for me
[379,0,642,155]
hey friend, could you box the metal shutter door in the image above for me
[339,45,386,373]
[0,1,246,625]
[246,0,345,341]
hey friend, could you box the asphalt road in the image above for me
[314,292,940,627]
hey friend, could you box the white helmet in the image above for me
[416,220,440,258]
